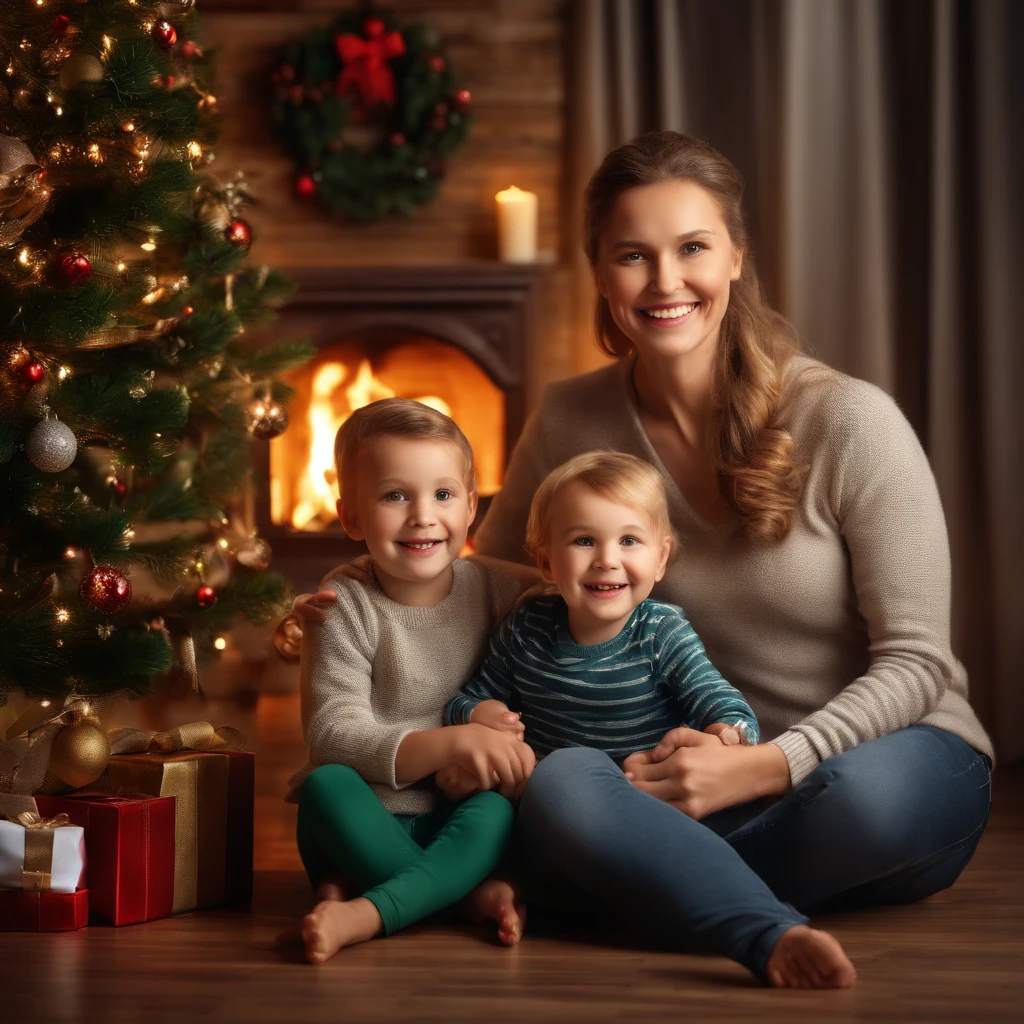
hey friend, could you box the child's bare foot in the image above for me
[461,877,526,946]
[315,871,349,903]
[301,898,384,964]
[766,925,857,989]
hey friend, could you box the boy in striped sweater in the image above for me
[445,451,757,768]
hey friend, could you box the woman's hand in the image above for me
[292,589,339,624]
[271,590,338,661]
[621,726,791,819]
[513,581,559,611]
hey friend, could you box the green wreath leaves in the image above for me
[271,10,473,221]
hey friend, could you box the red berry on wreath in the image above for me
[452,88,472,111]
[22,362,45,384]
[224,219,252,248]
[152,21,177,49]
[428,55,446,73]
[389,132,406,147]
[56,253,92,286]
[295,173,317,198]
[195,584,217,609]
[52,14,70,35]
[79,565,132,615]
[363,16,386,39]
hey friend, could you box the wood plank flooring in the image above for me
[3,693,1022,1023]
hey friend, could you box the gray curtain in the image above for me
[565,0,1023,762]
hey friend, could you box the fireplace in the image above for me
[253,265,539,563]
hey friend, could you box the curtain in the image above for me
[565,0,1023,761]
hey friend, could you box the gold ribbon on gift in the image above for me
[107,722,246,756]
[0,806,73,893]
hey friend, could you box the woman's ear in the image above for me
[338,498,364,541]
[731,246,745,282]
[594,265,609,300]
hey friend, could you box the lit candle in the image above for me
[495,186,538,263]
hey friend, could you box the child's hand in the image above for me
[469,700,525,738]
[703,722,745,746]
[452,724,536,800]
[272,613,304,661]
[434,764,481,802]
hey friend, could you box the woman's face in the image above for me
[595,179,743,362]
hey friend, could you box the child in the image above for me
[445,450,759,765]
[283,398,537,964]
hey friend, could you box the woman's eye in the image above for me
[622,252,646,263]
[681,242,705,256]
[435,489,453,501]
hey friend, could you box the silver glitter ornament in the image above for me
[236,536,272,570]
[26,419,77,472]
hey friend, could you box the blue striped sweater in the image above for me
[446,595,758,762]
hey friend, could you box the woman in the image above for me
[472,130,992,975]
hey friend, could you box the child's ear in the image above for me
[535,547,553,581]
[466,488,479,527]
[338,498,364,541]
[654,536,672,582]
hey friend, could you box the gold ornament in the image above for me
[49,716,111,789]
[59,53,105,91]
[0,135,49,247]
[246,398,289,440]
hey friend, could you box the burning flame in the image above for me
[288,359,450,530]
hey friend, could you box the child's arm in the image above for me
[445,612,520,727]
[654,612,760,744]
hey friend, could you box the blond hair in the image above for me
[525,451,675,565]
[583,131,806,543]
[334,398,475,509]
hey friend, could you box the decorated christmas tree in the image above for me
[0,1,312,709]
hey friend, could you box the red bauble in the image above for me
[180,40,200,60]
[427,55,446,73]
[195,585,217,609]
[389,132,406,147]
[152,21,177,49]
[56,253,92,286]
[452,88,472,111]
[79,565,132,615]
[112,476,127,498]
[182,305,194,316]
[22,362,45,384]
[294,174,317,199]
[224,219,252,247]
[52,14,70,35]
[363,16,386,39]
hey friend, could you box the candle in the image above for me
[495,186,538,263]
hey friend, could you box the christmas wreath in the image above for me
[270,9,473,221]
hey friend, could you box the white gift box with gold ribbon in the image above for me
[0,804,86,893]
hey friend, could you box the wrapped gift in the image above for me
[105,751,228,914]
[35,793,175,926]
[0,804,86,893]
[0,886,89,931]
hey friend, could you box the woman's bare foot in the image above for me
[461,877,527,946]
[315,871,349,903]
[766,925,857,989]
[301,898,384,964]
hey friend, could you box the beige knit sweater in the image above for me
[474,356,993,784]
[287,555,521,814]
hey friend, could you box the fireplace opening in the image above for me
[269,330,506,532]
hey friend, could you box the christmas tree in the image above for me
[0,1,312,707]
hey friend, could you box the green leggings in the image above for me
[296,764,514,935]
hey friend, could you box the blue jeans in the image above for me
[515,726,991,981]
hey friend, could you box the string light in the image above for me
[217,538,229,549]
[58,366,70,380]
[40,700,51,708]
[187,141,202,159]
[55,608,70,623]
[140,238,157,251]
[214,637,227,651]
[116,261,127,272]
[88,143,102,163]
[64,546,77,559]
[123,122,135,132]
[18,248,28,265]
[102,36,115,56]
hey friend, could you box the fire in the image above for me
[286,359,450,530]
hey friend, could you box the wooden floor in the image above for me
[3,693,1022,1023]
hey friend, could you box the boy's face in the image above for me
[339,438,477,604]
[540,480,671,646]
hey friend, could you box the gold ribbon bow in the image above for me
[6,809,73,893]
[107,722,247,756]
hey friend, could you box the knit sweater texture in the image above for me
[473,355,994,784]
[446,595,759,761]
[287,555,521,814]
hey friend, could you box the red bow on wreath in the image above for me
[335,18,406,108]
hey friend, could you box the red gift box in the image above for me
[221,750,254,907]
[36,793,175,926]
[0,887,89,931]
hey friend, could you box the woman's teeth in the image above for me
[643,302,698,319]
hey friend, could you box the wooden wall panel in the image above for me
[200,0,574,398]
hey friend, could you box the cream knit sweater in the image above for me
[474,356,993,784]
[287,555,521,814]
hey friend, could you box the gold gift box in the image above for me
[106,751,228,914]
